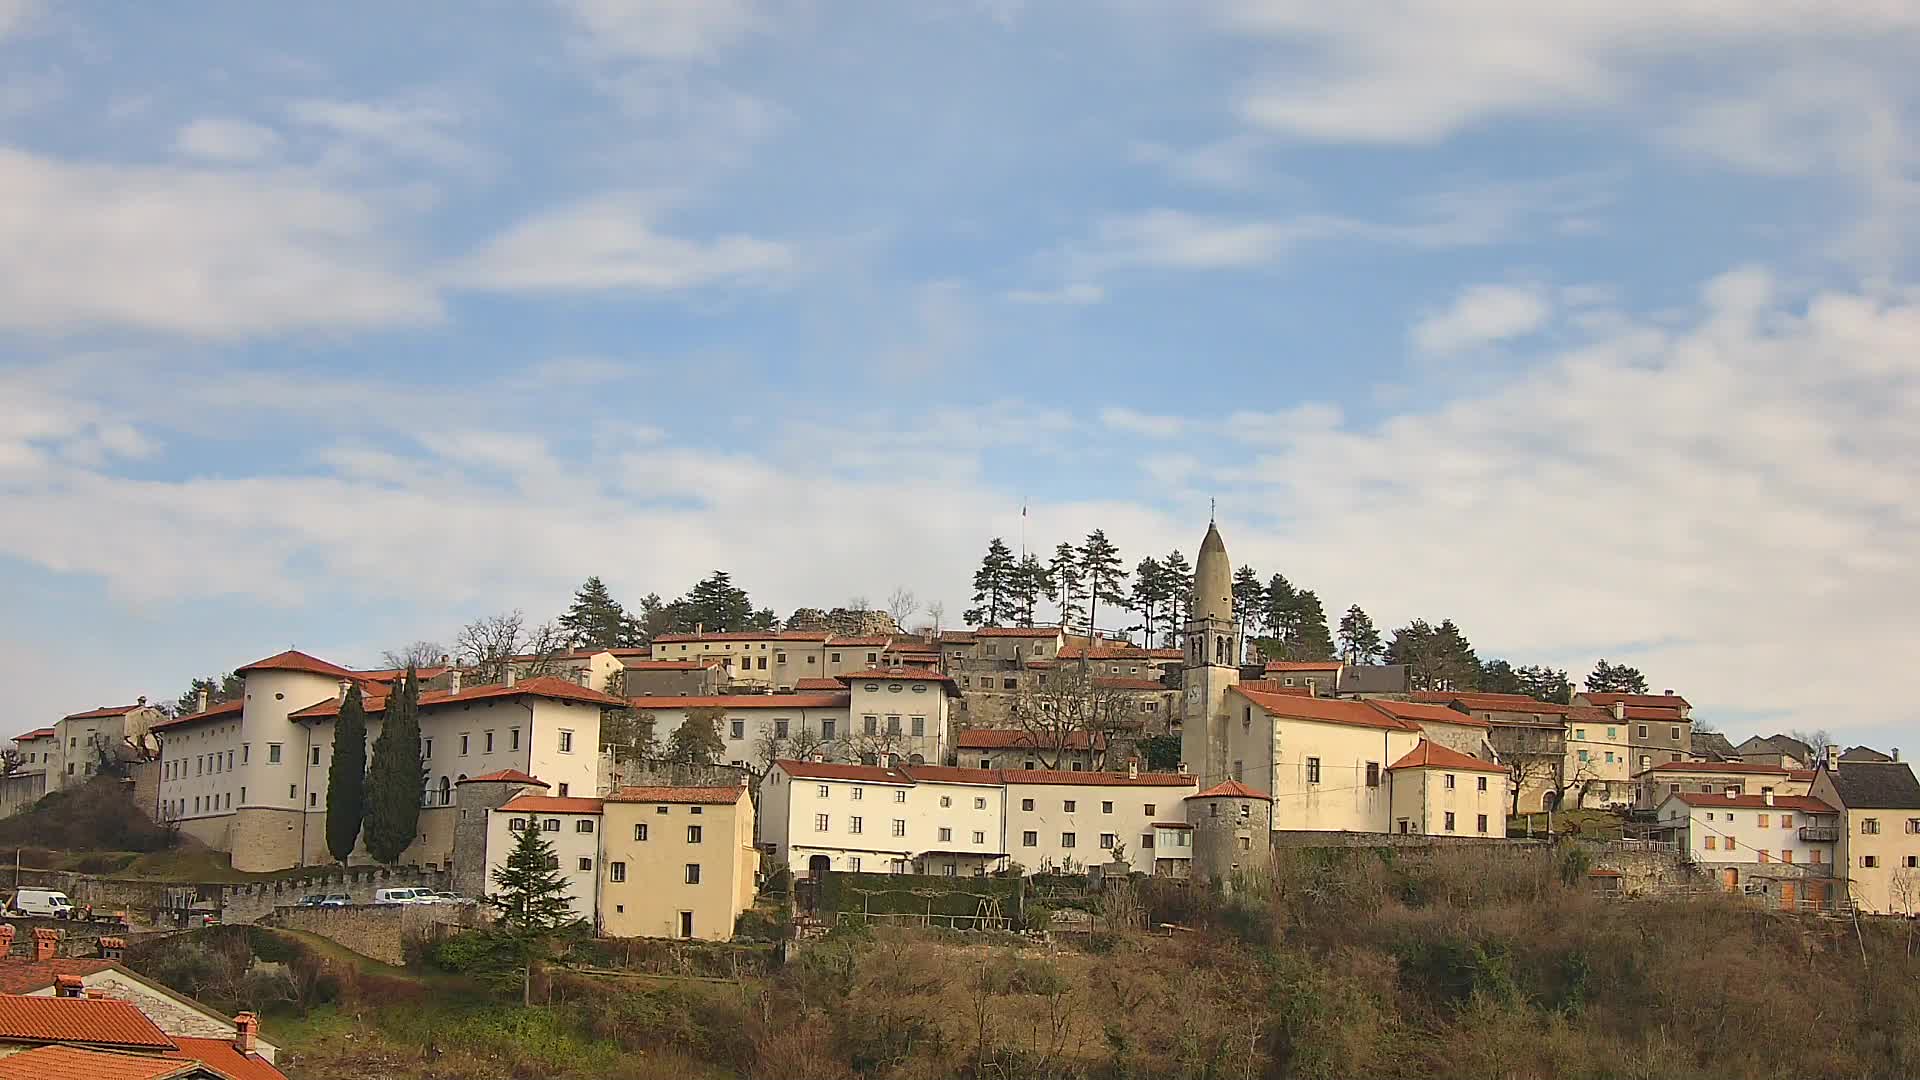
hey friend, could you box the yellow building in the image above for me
[598,786,759,941]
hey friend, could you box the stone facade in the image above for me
[262,902,486,966]
[451,776,544,899]
[1189,789,1272,885]
[219,865,448,924]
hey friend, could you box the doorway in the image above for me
[1779,881,1797,911]
[1720,868,1739,892]
[808,855,831,880]
[679,911,694,938]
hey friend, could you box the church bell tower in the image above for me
[1181,520,1239,788]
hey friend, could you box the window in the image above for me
[886,716,901,734]
[974,797,987,810]
[578,857,593,871]
[1100,833,1117,849]
[609,862,626,882]
[1022,830,1038,846]
[1637,725,1648,739]
[1811,849,1823,864]
[1476,814,1488,833]
[423,738,433,758]
[1781,850,1795,864]
[1909,818,1920,834]
[972,830,985,844]
[558,783,569,797]
[864,716,878,735]
[1102,801,1114,814]
[1064,800,1077,812]
[817,784,831,798]
[1907,856,1920,869]
[849,816,863,834]
[1758,850,1771,862]
[815,813,830,832]
[1704,835,1718,850]
[732,721,746,740]
[868,653,878,663]
[1862,855,1880,868]
[311,746,321,766]
[510,817,528,832]
[831,652,841,663]
[1863,818,1881,835]
[758,657,768,670]
[1306,758,1321,784]
[943,864,957,877]
[309,792,318,807]
[1444,774,1456,790]
[1366,762,1380,787]
[893,790,906,803]
[576,819,594,833]
[1575,729,1586,741]
[1003,678,1017,690]
[288,784,296,798]
[656,805,669,814]
[634,823,648,841]
[1444,812,1456,832]
[544,818,560,831]
[1477,776,1488,792]
[939,827,952,842]
[1781,815,1793,829]
[1022,798,1035,811]
[1061,832,1076,848]
[940,795,952,808]
[1670,726,1680,741]
[268,743,282,764]
[1144,803,1156,816]
[911,716,925,736]
[685,864,701,884]
[1758,813,1769,828]
[510,728,520,750]
[242,744,250,764]
[460,734,470,755]
[687,824,703,843]
[848,857,862,872]
[849,786,862,801]
[485,731,494,753]
[891,819,906,837]
[558,731,573,753]
[822,719,836,740]
[776,719,789,738]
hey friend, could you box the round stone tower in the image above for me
[1185,780,1272,888]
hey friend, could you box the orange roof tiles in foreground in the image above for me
[0,993,175,1050]
[1388,740,1508,773]
[0,1045,204,1080]
[498,795,605,815]
[149,699,244,733]
[606,786,745,805]
[11,728,55,742]
[0,959,116,996]
[165,1036,289,1080]
[1188,779,1272,801]
[1233,687,1421,732]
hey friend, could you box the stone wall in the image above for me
[1269,830,1538,850]
[600,758,754,791]
[218,865,448,925]
[261,902,488,966]
[0,919,127,957]
[1587,849,1696,895]
[4,867,187,921]
[0,772,45,817]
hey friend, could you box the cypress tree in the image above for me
[324,684,369,863]
[364,667,426,864]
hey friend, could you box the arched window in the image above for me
[438,776,451,805]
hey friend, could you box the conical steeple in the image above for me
[1193,522,1232,624]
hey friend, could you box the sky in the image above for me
[2,0,1918,751]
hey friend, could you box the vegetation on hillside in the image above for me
[0,775,175,853]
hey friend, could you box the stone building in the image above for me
[1185,780,1272,886]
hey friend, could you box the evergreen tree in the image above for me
[1291,590,1335,660]
[665,710,727,764]
[487,821,580,934]
[1585,659,1649,694]
[1130,557,1169,647]
[1008,554,1050,627]
[1479,659,1525,696]
[324,684,370,863]
[1264,573,1299,649]
[1431,620,1480,691]
[1048,542,1084,630]
[1160,549,1193,643]
[1387,619,1479,692]
[1077,530,1128,641]
[1338,605,1384,665]
[965,538,1017,626]
[364,667,426,864]
[1517,665,1574,705]
[172,673,243,717]
[674,571,756,631]
[558,576,636,649]
[1231,566,1265,637]
[633,593,675,645]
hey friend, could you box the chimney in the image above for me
[197,688,210,713]
[136,695,146,707]
[1127,757,1140,780]
[233,1012,258,1054]
[1611,702,1625,720]
[98,936,125,959]
[505,667,518,689]
[449,669,463,695]
[83,988,108,999]
[0,924,14,955]
[1764,791,1775,807]
[440,653,451,667]
[1176,761,1189,775]
[1825,744,1841,770]
[33,928,58,962]
[1663,689,1675,696]
[53,975,83,998]
[1726,788,1737,799]
[1894,748,1901,762]
[337,679,351,703]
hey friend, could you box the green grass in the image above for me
[28,847,332,883]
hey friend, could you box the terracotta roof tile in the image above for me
[149,699,244,733]
[0,994,175,1050]
[619,659,723,671]
[498,795,604,814]
[11,728,55,742]
[0,959,116,996]
[1413,691,1572,715]
[955,729,1105,751]
[165,1036,289,1080]
[1000,769,1194,788]
[59,705,146,722]
[1263,661,1342,672]
[1366,699,1492,729]
[842,667,959,686]
[457,769,548,787]
[605,786,745,805]
[651,631,830,643]
[291,676,626,720]
[775,760,912,783]
[1621,705,1689,721]
[0,1045,202,1080]
[625,693,850,710]
[1188,779,1271,801]
[235,649,355,679]
[971,627,1063,638]
[793,678,844,691]
[1234,688,1421,732]
[902,765,1003,786]
[827,636,894,647]
[1388,740,1507,773]
[1581,692,1692,709]
[1667,793,1837,812]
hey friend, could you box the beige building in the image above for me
[1261,661,1343,694]
[490,793,605,924]
[40,701,165,790]
[1808,749,1920,916]
[1386,740,1510,837]
[645,632,897,691]
[626,691,851,770]
[1222,686,1424,833]
[1654,791,1842,909]
[1362,700,1494,761]
[1635,760,1813,810]
[1564,704,1635,808]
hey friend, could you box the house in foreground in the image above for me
[1808,747,1920,916]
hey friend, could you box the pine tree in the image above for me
[1078,530,1127,641]
[1231,566,1265,637]
[1585,659,1649,694]
[1048,542,1084,630]
[1517,665,1574,704]
[324,684,370,863]
[1264,573,1299,650]
[1131,557,1168,647]
[676,571,756,631]
[1479,659,1524,695]
[172,673,243,716]
[487,821,580,934]
[1291,590,1335,660]
[666,710,727,764]
[558,576,633,650]
[1008,554,1049,627]
[364,667,426,864]
[1338,605,1384,665]
[1161,549,1193,644]
[1431,620,1481,691]
[965,538,1017,626]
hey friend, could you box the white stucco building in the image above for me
[490,793,605,923]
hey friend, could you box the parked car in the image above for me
[296,894,328,908]
[320,894,351,907]
[425,890,471,905]
[372,887,429,905]
[7,889,76,918]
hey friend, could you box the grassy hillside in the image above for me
[124,847,1920,1079]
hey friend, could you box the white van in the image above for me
[10,889,76,918]
[372,888,427,906]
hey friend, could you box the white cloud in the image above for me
[1006,283,1104,305]
[0,148,439,337]
[289,98,476,171]
[558,0,761,60]
[449,192,791,293]
[1100,407,1185,439]
[1129,134,1278,190]
[174,117,283,163]
[1412,283,1552,354]
[1222,1,1920,144]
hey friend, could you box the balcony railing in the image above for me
[1798,826,1840,842]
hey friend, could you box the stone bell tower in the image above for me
[1180,520,1239,789]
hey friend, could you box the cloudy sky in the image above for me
[3,1,1918,749]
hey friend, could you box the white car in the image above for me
[8,889,75,918]
[372,887,431,906]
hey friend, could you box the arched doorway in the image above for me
[808,855,831,880]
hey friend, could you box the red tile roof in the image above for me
[1263,661,1342,672]
[972,627,1062,638]
[290,676,627,720]
[1188,779,1271,801]
[606,786,746,805]
[954,729,1106,751]
[59,705,146,722]
[1151,821,1194,829]
[1667,792,1836,812]
[1058,644,1153,660]
[0,994,175,1050]
[498,795,604,814]
[842,668,961,694]
[618,660,722,671]
[775,759,912,784]
[793,678,844,690]
[349,666,452,683]
[1238,681,1313,695]
[1000,768,1194,788]
[1366,699,1492,729]
[457,769,547,787]
[1787,769,1817,781]
[1582,692,1691,709]
[1092,677,1170,692]
[149,699,244,733]
[234,649,355,679]
[1234,688,1421,732]
[1622,706,1689,721]
[1145,648,1183,660]
[625,693,849,711]
[1644,761,1791,775]
[11,728,55,742]
[651,631,830,643]
[0,959,116,996]
[828,636,894,647]
[902,765,1003,786]
[166,1036,289,1080]
[1388,740,1507,773]
[0,1045,203,1080]
[1412,691,1572,715]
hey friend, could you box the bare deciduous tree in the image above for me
[0,747,21,777]
[381,640,447,670]
[456,611,571,685]
[846,723,914,766]
[886,587,918,632]
[1008,667,1136,770]
[1789,729,1835,763]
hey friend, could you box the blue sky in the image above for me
[2,0,1918,749]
